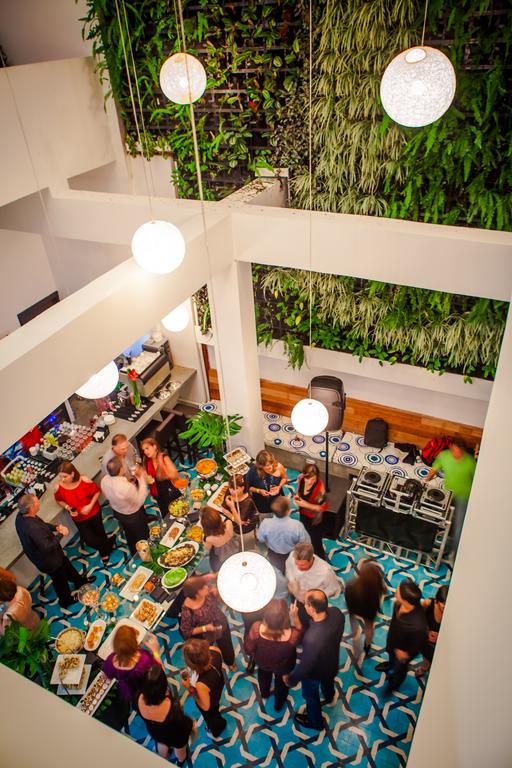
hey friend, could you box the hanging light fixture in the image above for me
[380,46,456,127]
[217,551,276,613]
[159,52,207,105]
[131,220,185,275]
[161,302,189,332]
[291,398,329,436]
[75,361,119,399]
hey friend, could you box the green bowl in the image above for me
[161,567,188,591]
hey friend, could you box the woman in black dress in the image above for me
[293,461,329,560]
[182,639,226,737]
[416,584,448,677]
[345,558,387,657]
[137,664,195,764]
[246,450,288,517]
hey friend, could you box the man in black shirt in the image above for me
[284,589,344,731]
[15,494,93,608]
[375,579,428,693]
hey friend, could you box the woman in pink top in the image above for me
[0,568,39,634]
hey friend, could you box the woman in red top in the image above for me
[293,461,329,560]
[141,438,186,517]
[54,461,113,563]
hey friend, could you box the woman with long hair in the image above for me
[103,624,161,701]
[416,584,448,677]
[54,461,113,563]
[137,664,195,764]
[180,575,236,670]
[246,450,288,516]
[293,461,329,560]
[244,599,303,710]
[224,474,259,550]
[141,438,185,517]
[345,558,387,657]
[181,638,226,738]
[201,506,238,572]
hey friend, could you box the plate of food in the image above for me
[51,654,87,686]
[226,462,249,477]
[224,447,251,467]
[189,487,205,503]
[100,591,120,615]
[157,540,199,569]
[119,566,153,602]
[55,627,85,654]
[209,482,230,511]
[77,671,115,716]
[97,618,146,660]
[130,599,163,630]
[84,620,106,651]
[168,498,189,518]
[159,521,185,549]
[186,525,203,543]
[149,523,161,539]
[57,665,92,696]
[195,458,217,479]
[161,567,188,591]
[111,572,125,588]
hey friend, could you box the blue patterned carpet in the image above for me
[30,466,451,768]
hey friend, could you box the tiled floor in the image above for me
[30,460,451,768]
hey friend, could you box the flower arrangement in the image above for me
[127,369,141,407]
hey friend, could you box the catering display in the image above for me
[209,482,230,512]
[119,566,153,601]
[51,654,87,685]
[130,599,163,629]
[159,521,185,548]
[84,620,107,652]
[157,541,199,569]
[55,627,85,654]
[77,671,115,716]
[168,498,189,518]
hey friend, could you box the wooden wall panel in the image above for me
[206,369,483,449]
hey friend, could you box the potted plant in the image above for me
[0,619,53,688]
[179,411,243,465]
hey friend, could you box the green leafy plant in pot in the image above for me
[0,618,53,688]
[179,411,243,465]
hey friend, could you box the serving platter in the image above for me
[51,654,87,686]
[129,599,163,630]
[157,540,199,569]
[161,566,188,591]
[84,619,106,651]
[97,617,146,660]
[54,627,85,654]
[159,521,185,549]
[119,565,153,602]
[57,665,92,696]
[208,482,230,512]
[77,671,115,716]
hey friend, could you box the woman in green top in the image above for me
[424,437,476,553]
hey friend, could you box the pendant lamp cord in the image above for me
[173,0,246,548]
[114,0,154,219]
[421,0,429,47]
[308,0,313,350]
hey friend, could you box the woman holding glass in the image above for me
[246,450,288,517]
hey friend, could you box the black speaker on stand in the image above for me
[308,376,345,492]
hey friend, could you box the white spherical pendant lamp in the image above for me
[291,398,329,436]
[131,220,185,275]
[159,53,207,105]
[161,302,189,332]
[380,46,456,128]
[217,552,277,613]
[75,361,119,399]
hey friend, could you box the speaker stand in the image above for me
[325,430,330,492]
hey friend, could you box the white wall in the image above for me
[45,238,131,299]
[69,156,177,199]
[159,300,208,404]
[0,0,91,65]
[0,229,57,338]
[408,297,512,768]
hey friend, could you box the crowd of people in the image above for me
[3,437,461,762]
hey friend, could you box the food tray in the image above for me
[157,540,199,569]
[57,665,92,696]
[51,654,87,685]
[161,567,188,592]
[129,599,163,630]
[223,447,251,467]
[119,566,153,602]
[226,463,249,477]
[77,671,115,716]
[97,618,146,660]
[1,455,56,489]
[55,627,85,654]
[159,521,185,549]
[84,620,106,652]
[194,458,218,478]
[208,482,230,512]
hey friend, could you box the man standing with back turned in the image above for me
[284,589,344,731]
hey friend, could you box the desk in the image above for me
[0,366,196,569]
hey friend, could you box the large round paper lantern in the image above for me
[217,552,276,613]
[162,302,189,332]
[380,46,456,128]
[159,53,207,105]
[131,220,185,275]
[291,398,329,436]
[75,361,119,399]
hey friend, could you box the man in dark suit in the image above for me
[15,493,93,608]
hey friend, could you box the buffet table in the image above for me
[0,365,196,569]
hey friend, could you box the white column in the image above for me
[408,298,512,768]
[208,260,263,456]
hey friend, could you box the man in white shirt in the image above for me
[101,433,138,477]
[101,456,149,555]
[286,542,343,625]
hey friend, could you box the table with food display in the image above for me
[47,449,249,722]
